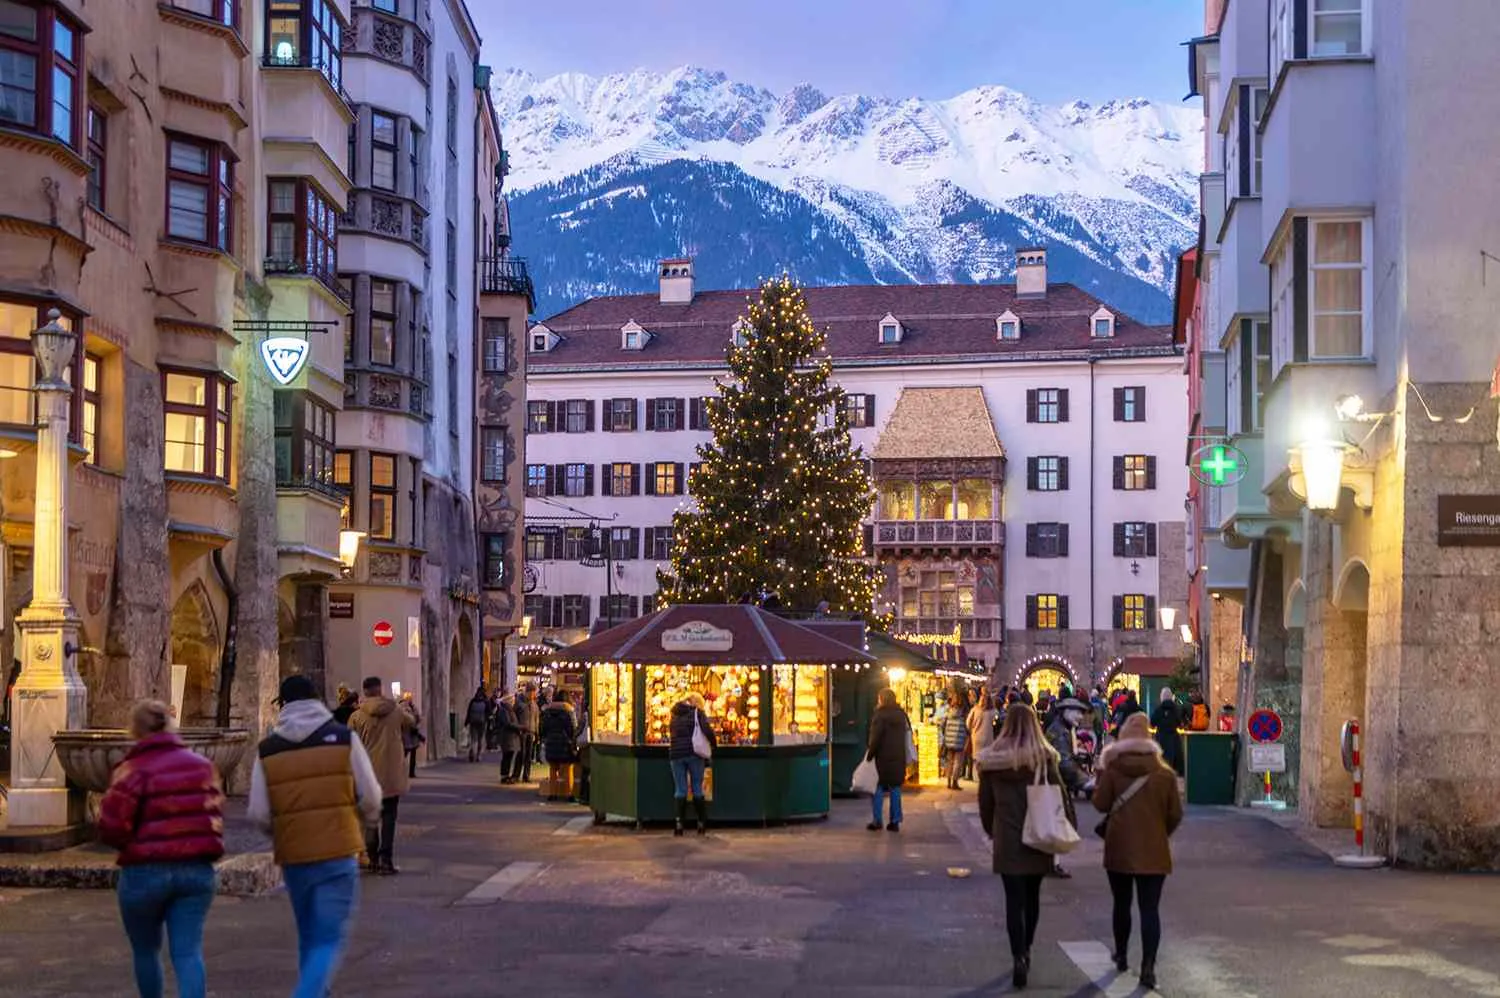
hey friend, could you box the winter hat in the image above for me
[276,674,318,705]
[1119,712,1151,741]
[1055,698,1087,713]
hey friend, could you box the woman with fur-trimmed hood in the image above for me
[1092,711,1183,992]
[977,702,1075,990]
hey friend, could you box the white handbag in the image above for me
[691,709,713,760]
[851,757,880,795]
[1022,758,1081,855]
[904,724,919,764]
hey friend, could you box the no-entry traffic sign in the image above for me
[372,620,395,647]
[1247,708,1283,743]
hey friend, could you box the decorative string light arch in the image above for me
[1010,654,1080,689]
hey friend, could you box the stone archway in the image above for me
[1010,655,1080,701]
[170,581,220,728]
[457,612,477,690]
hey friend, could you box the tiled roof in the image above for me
[554,604,876,666]
[873,387,1004,461]
[530,282,1176,371]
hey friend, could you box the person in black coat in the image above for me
[865,688,911,832]
[538,690,578,800]
[668,693,716,836]
[1150,688,1185,776]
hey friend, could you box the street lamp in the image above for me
[1158,606,1177,632]
[8,308,86,828]
[1295,417,1350,512]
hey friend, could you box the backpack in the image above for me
[1189,703,1210,732]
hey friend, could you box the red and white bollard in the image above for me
[1335,720,1385,869]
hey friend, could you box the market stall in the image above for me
[557,604,874,825]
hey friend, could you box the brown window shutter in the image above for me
[1145,596,1157,627]
[646,398,658,430]
[585,400,595,432]
[1058,389,1070,423]
[1058,458,1070,491]
[1058,596,1069,630]
[1058,524,1069,557]
[1112,457,1125,490]
[1146,456,1158,489]
[865,394,876,424]
[601,402,613,433]
[1136,387,1147,421]
[1112,597,1124,630]
[1025,389,1038,423]
[1113,387,1124,422]
[1146,523,1158,556]
[1025,595,1037,629]
[1113,523,1126,557]
[672,462,685,494]
[644,463,657,496]
[1025,524,1038,557]
[675,399,686,431]
[600,463,611,494]
[1026,457,1038,490]
[630,463,641,496]
[583,464,594,496]
[689,397,700,429]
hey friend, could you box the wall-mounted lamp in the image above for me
[1180,623,1195,645]
[338,529,365,578]
[519,614,533,638]
[887,666,908,684]
[1290,416,1372,515]
[1158,606,1177,632]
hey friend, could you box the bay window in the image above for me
[165,0,239,29]
[267,178,338,283]
[273,390,336,491]
[0,1,81,147]
[0,300,89,443]
[1311,0,1363,56]
[369,452,396,540]
[371,111,397,191]
[1227,319,1273,436]
[166,135,234,251]
[481,317,508,373]
[1272,0,1366,80]
[163,369,233,481]
[1310,219,1367,358]
[266,0,342,90]
[879,481,915,520]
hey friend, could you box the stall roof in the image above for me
[555,604,877,666]
[867,632,946,671]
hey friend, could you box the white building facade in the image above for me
[523,253,1191,689]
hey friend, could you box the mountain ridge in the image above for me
[494,66,1201,322]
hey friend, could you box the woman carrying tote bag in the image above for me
[668,692,717,836]
[977,703,1077,990]
[1092,711,1183,991]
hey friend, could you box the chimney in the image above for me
[1015,246,1047,299]
[659,257,695,304]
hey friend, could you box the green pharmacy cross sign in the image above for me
[1191,442,1249,487]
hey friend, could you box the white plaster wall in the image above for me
[1217,0,1268,87]
[1217,197,1268,340]
[338,233,427,290]
[525,356,1189,632]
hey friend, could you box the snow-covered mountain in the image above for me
[493,67,1202,322]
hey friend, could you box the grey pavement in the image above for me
[1,759,1498,996]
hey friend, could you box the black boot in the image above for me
[1112,949,1129,972]
[674,798,686,837]
[1012,952,1029,989]
[692,797,708,835]
[1139,960,1156,990]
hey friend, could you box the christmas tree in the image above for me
[658,277,880,616]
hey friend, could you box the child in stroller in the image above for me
[1072,729,1099,798]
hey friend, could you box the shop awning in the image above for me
[555,604,876,666]
[1120,656,1178,677]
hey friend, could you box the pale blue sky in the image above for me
[475,0,1204,105]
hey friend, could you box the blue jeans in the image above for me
[670,755,706,799]
[281,857,359,998]
[872,784,903,826]
[117,861,218,998]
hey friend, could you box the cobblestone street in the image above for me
[3,761,1500,996]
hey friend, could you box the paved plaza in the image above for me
[2,762,1498,997]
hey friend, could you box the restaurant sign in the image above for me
[1437,495,1500,547]
[661,620,734,652]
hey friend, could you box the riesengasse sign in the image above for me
[1436,495,1500,547]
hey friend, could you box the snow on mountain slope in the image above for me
[494,67,1202,321]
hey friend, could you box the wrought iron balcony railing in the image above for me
[479,256,534,302]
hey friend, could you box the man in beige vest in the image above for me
[249,675,382,998]
[349,675,415,874]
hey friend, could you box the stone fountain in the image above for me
[53,728,253,795]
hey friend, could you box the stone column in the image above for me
[8,327,85,828]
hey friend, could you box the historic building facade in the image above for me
[522,252,1190,689]
[1187,0,1500,867]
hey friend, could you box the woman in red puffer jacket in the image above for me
[98,700,225,998]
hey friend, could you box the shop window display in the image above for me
[772,666,828,745]
[644,665,760,746]
[589,663,633,745]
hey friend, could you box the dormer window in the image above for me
[997,310,1021,341]
[878,312,903,345]
[731,318,750,347]
[1091,307,1116,339]
[621,319,649,351]
[529,323,558,353]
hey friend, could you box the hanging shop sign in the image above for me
[1437,495,1500,547]
[660,620,734,652]
[1190,442,1248,487]
[260,336,310,386]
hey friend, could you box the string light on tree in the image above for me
[658,276,882,621]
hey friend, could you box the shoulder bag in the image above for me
[691,709,713,760]
[1094,774,1150,839]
